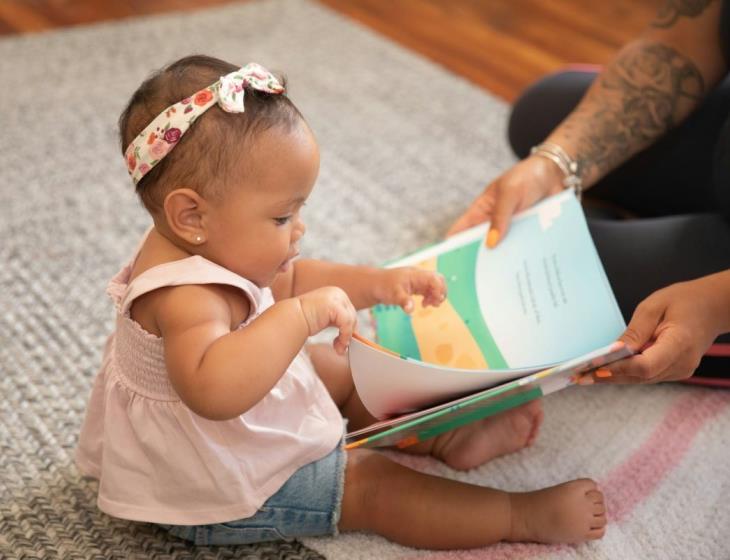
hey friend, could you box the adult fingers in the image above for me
[597,333,679,383]
[486,183,521,248]
[592,361,662,384]
[446,186,495,237]
[634,329,699,382]
[617,299,664,353]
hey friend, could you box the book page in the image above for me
[372,191,625,370]
[347,342,632,447]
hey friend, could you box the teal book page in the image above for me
[372,191,625,370]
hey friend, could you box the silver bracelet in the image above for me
[530,142,583,200]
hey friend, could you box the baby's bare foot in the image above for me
[426,399,544,471]
[509,479,607,544]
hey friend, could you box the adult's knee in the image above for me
[508,69,597,158]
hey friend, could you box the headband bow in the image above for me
[124,62,284,185]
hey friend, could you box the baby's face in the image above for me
[204,120,319,286]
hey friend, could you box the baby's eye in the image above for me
[274,216,292,226]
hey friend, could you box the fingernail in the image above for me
[595,368,612,378]
[486,228,500,248]
[577,375,594,385]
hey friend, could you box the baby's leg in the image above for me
[340,449,606,549]
[408,398,544,471]
[308,343,543,470]
[307,343,378,430]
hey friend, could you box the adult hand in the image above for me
[589,273,730,384]
[447,155,565,246]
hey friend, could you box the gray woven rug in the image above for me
[0,1,510,557]
[3,1,730,559]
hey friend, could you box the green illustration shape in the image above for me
[373,304,421,360]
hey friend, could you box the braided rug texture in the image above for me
[2,1,730,559]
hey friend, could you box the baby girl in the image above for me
[75,54,606,549]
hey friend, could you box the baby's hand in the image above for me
[297,287,357,355]
[375,267,447,314]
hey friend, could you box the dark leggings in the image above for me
[509,69,730,379]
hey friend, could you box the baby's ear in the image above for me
[163,188,208,246]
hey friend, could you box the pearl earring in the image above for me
[194,235,203,243]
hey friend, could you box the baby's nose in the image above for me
[293,221,306,240]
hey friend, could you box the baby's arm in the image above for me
[156,283,356,421]
[273,259,447,313]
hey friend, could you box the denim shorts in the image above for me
[159,441,347,545]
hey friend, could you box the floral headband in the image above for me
[124,62,285,185]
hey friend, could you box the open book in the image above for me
[346,191,632,449]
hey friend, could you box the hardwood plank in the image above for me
[318,0,662,100]
[0,0,243,32]
[0,0,663,101]
[0,2,55,33]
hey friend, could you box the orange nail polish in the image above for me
[486,228,500,248]
[595,368,612,378]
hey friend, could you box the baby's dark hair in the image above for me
[119,54,303,213]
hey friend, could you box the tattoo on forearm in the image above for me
[652,0,715,28]
[563,42,705,182]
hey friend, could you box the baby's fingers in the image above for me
[393,286,415,314]
[423,273,447,306]
[332,303,357,355]
[408,272,446,308]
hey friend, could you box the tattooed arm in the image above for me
[449,0,728,243]
[546,0,726,188]
[653,0,721,29]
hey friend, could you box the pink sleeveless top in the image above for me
[75,239,344,525]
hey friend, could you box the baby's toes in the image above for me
[586,488,603,502]
[573,478,599,494]
[585,488,607,534]
[592,500,606,517]
[525,405,544,446]
[587,525,607,540]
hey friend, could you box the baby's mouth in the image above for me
[280,249,299,270]
[287,246,299,261]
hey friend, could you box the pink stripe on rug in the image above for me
[400,390,730,560]
[602,390,730,522]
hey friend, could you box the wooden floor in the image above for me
[0,0,661,101]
